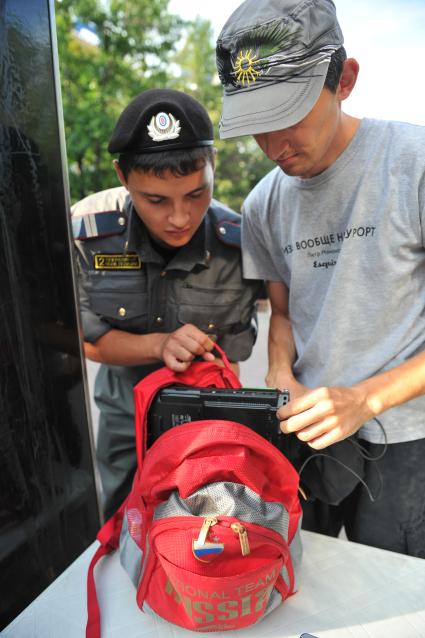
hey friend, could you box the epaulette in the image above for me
[209,202,241,248]
[72,210,128,241]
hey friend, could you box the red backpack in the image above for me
[86,347,302,636]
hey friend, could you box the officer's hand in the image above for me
[159,324,215,372]
[277,385,373,449]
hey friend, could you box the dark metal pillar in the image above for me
[0,0,100,627]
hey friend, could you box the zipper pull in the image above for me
[197,517,217,545]
[231,522,251,556]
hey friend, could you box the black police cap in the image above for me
[108,88,214,154]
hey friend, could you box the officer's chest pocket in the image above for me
[88,273,149,333]
[177,284,242,334]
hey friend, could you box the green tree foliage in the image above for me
[56,4,274,210]
[172,18,218,111]
[171,17,274,212]
[56,0,183,201]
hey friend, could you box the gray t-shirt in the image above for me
[242,118,425,444]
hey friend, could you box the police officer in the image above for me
[72,89,261,519]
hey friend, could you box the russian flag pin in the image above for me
[192,540,224,563]
[192,517,224,563]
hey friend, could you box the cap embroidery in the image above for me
[218,22,342,92]
[233,49,261,86]
[147,112,181,142]
[218,22,298,88]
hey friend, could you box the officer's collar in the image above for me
[125,199,211,270]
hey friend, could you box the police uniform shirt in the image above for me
[72,186,261,380]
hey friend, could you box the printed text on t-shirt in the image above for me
[283,225,376,255]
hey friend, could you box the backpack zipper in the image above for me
[141,516,294,607]
[196,516,218,545]
[151,515,287,559]
[196,517,251,557]
[230,522,250,556]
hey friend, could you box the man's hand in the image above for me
[159,324,216,372]
[266,369,309,401]
[277,385,373,449]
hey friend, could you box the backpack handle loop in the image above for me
[212,342,233,372]
[134,346,241,469]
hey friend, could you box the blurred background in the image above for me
[57,0,425,443]
[1,0,424,629]
[55,0,274,212]
[55,0,425,213]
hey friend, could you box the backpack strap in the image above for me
[134,344,241,468]
[86,507,126,638]
[86,544,110,638]
[212,342,232,369]
[274,551,296,600]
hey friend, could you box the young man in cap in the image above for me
[72,89,261,519]
[216,0,425,555]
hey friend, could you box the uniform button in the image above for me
[160,270,167,277]
[219,226,226,235]
[208,322,215,330]
[118,307,126,317]
[155,316,163,324]
[118,216,126,226]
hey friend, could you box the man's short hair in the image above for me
[117,146,215,180]
[324,46,347,93]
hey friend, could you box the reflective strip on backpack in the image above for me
[289,521,303,591]
[119,509,144,587]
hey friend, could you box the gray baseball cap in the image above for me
[216,0,343,139]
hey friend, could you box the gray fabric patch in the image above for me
[289,519,303,590]
[261,585,283,621]
[153,481,289,540]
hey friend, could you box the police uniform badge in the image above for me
[94,253,142,270]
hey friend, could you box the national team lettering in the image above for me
[164,569,277,625]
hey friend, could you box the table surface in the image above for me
[3,530,425,638]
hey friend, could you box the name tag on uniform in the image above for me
[94,253,142,270]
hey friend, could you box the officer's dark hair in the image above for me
[323,46,347,93]
[118,146,215,181]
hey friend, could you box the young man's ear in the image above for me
[113,159,128,188]
[337,58,360,102]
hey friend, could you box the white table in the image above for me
[3,530,425,638]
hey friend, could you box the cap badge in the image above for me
[147,111,181,142]
[217,23,303,89]
[233,49,261,87]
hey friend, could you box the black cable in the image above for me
[298,417,388,503]
[348,417,388,459]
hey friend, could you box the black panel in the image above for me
[0,0,100,628]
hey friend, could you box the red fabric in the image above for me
[86,544,112,638]
[135,421,301,542]
[87,346,241,637]
[131,353,301,631]
[86,501,128,638]
[134,344,240,468]
[136,516,289,631]
[86,345,302,635]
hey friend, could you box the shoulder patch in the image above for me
[72,210,127,241]
[214,220,241,248]
[208,201,241,248]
